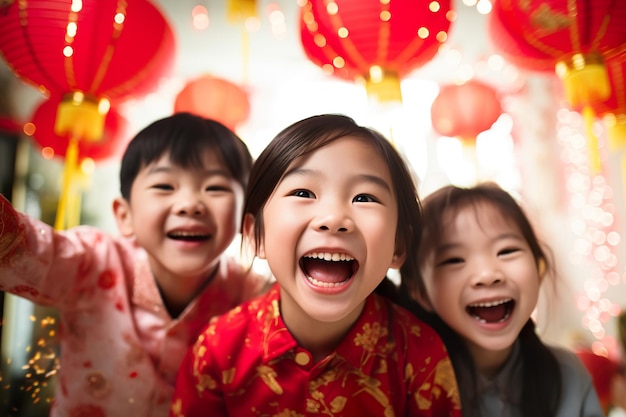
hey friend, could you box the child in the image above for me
[170,114,461,416]
[408,182,604,417]
[0,112,269,417]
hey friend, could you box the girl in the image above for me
[170,114,461,416]
[408,182,603,417]
[0,113,268,417]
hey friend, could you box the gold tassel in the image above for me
[365,69,403,104]
[581,106,602,174]
[54,136,79,230]
[227,0,257,24]
[556,53,611,108]
[53,92,108,230]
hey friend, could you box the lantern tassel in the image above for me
[365,71,403,104]
[54,136,79,230]
[582,106,602,175]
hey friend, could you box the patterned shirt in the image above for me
[171,283,462,417]
[0,195,268,417]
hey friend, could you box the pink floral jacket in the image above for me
[0,195,268,417]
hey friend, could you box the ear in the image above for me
[390,248,406,270]
[112,197,134,237]
[243,213,265,259]
[537,258,547,281]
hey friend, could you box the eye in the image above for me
[205,184,231,192]
[353,194,378,203]
[152,183,174,191]
[437,257,464,267]
[290,189,315,198]
[498,247,521,256]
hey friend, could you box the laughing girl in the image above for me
[170,114,461,416]
[408,183,603,417]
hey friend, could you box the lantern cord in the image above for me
[242,27,250,85]
[54,136,79,231]
[582,105,602,175]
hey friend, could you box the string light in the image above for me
[557,107,622,355]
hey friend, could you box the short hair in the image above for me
[119,112,252,200]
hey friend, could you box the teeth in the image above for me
[304,252,354,262]
[468,298,511,308]
[170,231,207,237]
[306,276,349,288]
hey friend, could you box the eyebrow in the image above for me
[283,167,392,192]
[146,165,229,177]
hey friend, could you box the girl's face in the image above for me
[420,202,541,374]
[252,136,404,332]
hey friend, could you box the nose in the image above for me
[470,260,505,287]
[312,201,354,233]
[173,193,207,216]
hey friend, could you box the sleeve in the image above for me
[405,319,462,417]
[0,193,105,306]
[170,323,228,417]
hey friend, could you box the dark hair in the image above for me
[407,182,561,417]
[119,112,253,200]
[243,114,422,300]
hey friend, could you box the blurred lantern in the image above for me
[28,96,129,228]
[174,75,251,132]
[30,96,129,163]
[0,0,175,229]
[431,80,502,143]
[299,0,454,104]
[487,0,626,173]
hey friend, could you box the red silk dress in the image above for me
[171,283,461,417]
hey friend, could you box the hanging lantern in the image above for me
[487,0,626,173]
[299,0,454,104]
[174,75,251,132]
[487,0,626,106]
[0,0,175,229]
[0,0,176,103]
[431,80,502,143]
[30,96,129,163]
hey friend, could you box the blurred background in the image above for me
[1,0,625,415]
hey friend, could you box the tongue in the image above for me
[303,258,352,284]
[469,304,507,323]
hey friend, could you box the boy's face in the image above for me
[114,150,244,285]
[251,136,404,332]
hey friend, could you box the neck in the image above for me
[158,263,220,318]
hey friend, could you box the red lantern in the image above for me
[487,0,626,108]
[174,75,251,132]
[30,96,129,163]
[488,0,626,173]
[299,0,454,103]
[430,80,502,142]
[590,51,626,150]
[0,0,175,229]
[0,0,175,103]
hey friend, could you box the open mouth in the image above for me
[466,299,515,323]
[300,252,358,288]
[167,231,211,242]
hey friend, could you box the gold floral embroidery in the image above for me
[329,395,347,413]
[258,364,283,394]
[170,398,183,417]
[222,368,236,384]
[434,357,461,408]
